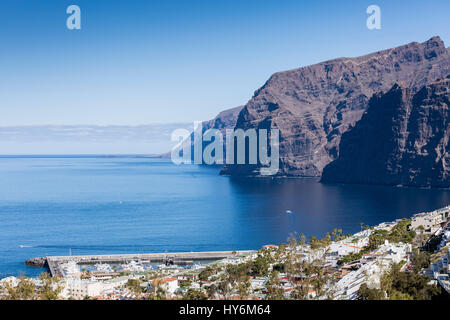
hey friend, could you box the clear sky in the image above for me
[0,0,448,153]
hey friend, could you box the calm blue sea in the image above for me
[1,156,449,278]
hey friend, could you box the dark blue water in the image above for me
[1,156,449,278]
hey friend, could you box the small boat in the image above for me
[157,264,179,270]
[120,260,145,272]
[95,263,114,273]
[191,263,203,270]
[61,260,80,277]
[19,245,32,248]
[286,210,293,214]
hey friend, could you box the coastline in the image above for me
[1,204,449,300]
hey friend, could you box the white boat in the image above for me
[286,210,293,214]
[94,263,114,273]
[191,263,203,270]
[120,260,145,272]
[157,263,179,270]
[61,260,80,277]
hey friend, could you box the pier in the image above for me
[27,250,256,277]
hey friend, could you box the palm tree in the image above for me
[265,271,284,300]
[236,277,251,299]
[217,276,232,300]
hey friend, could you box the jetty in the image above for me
[26,250,256,277]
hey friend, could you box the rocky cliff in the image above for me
[221,36,450,176]
[161,105,242,160]
[202,105,243,133]
[321,77,449,188]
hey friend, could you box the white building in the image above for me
[250,277,267,290]
[0,276,19,288]
[335,263,370,300]
[411,206,450,234]
[335,240,411,299]
[62,275,134,299]
[328,243,362,257]
[63,279,104,299]
[149,277,178,295]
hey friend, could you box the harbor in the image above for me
[26,250,256,277]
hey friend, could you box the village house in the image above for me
[148,277,179,295]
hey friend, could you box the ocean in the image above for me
[0,155,449,278]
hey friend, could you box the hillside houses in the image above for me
[411,205,450,234]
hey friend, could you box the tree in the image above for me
[357,284,385,300]
[367,229,389,251]
[299,233,307,245]
[388,219,415,243]
[236,277,251,299]
[216,276,232,300]
[250,254,271,277]
[379,262,441,300]
[411,249,430,273]
[126,279,143,298]
[309,236,319,249]
[205,284,217,299]
[389,290,413,300]
[198,266,215,281]
[311,265,331,298]
[290,281,310,300]
[147,280,167,300]
[183,288,207,300]
[416,225,426,247]
[3,276,36,300]
[338,252,363,265]
[265,271,284,300]
[38,273,64,300]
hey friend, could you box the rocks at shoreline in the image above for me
[25,257,47,268]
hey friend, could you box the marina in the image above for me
[27,250,256,277]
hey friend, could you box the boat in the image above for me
[286,210,293,214]
[191,263,203,270]
[157,263,179,270]
[157,257,180,270]
[120,260,145,272]
[94,263,114,273]
[61,260,80,277]
[157,263,166,269]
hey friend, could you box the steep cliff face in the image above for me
[221,36,450,176]
[321,77,449,188]
[161,105,242,160]
[202,106,243,133]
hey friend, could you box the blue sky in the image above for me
[0,0,448,153]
